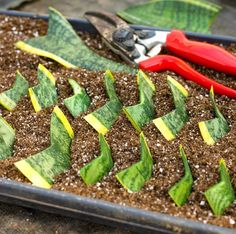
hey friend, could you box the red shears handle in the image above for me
[139,55,236,99]
[166,30,236,76]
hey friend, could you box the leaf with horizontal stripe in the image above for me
[123,70,156,132]
[0,116,15,160]
[29,64,57,112]
[198,87,230,145]
[0,71,28,111]
[14,106,74,188]
[16,7,134,73]
[153,76,188,140]
[84,70,122,135]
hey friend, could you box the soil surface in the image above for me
[0,15,235,230]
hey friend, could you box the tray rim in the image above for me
[0,9,235,234]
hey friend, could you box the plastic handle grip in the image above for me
[166,30,236,76]
[139,55,236,99]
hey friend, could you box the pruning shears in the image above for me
[84,11,236,98]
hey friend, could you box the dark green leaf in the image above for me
[116,132,153,192]
[64,79,90,118]
[80,133,113,185]
[168,145,193,206]
[118,0,221,33]
[205,158,235,215]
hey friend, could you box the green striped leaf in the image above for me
[153,76,188,140]
[84,70,122,135]
[80,134,113,185]
[0,71,29,111]
[168,145,193,207]
[16,7,134,73]
[198,87,230,145]
[64,79,90,118]
[205,159,235,215]
[116,132,153,192]
[123,70,156,132]
[118,0,221,33]
[15,106,74,189]
[0,116,15,160]
[29,64,57,112]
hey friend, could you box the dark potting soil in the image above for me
[0,15,235,229]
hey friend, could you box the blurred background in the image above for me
[0,0,235,233]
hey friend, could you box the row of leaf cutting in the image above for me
[0,65,234,216]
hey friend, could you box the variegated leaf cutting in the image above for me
[123,70,156,132]
[16,7,133,73]
[29,64,57,112]
[198,87,230,145]
[84,70,122,135]
[15,106,74,189]
[116,132,153,192]
[168,145,193,207]
[0,71,29,111]
[64,79,90,118]
[80,133,113,185]
[0,116,15,160]
[204,158,235,215]
[153,76,188,140]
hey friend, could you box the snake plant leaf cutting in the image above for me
[84,70,122,135]
[0,116,15,160]
[15,106,74,189]
[29,64,57,112]
[204,158,235,215]
[0,71,29,111]
[64,79,90,118]
[16,7,133,73]
[123,70,156,132]
[118,0,221,33]
[116,132,153,192]
[198,87,230,145]
[168,145,193,207]
[80,134,113,185]
[153,76,188,141]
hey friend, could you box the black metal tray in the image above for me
[0,10,235,234]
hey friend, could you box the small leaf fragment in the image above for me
[84,70,122,135]
[16,7,134,73]
[205,158,235,215]
[116,132,153,192]
[29,64,57,112]
[0,116,15,160]
[153,76,188,140]
[80,134,113,185]
[64,79,90,118]
[15,106,74,188]
[198,87,230,145]
[0,71,29,111]
[168,145,193,207]
[123,70,156,132]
